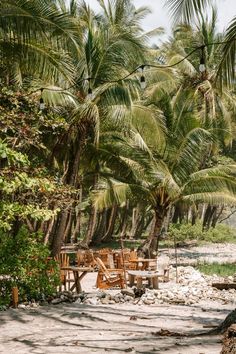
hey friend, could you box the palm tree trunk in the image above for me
[49,133,85,254]
[92,210,107,244]
[51,209,69,256]
[139,210,164,258]
[80,206,97,248]
[101,204,118,242]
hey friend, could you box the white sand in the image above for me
[0,243,235,354]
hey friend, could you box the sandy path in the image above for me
[0,300,234,354]
[1,243,235,354]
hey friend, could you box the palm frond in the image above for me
[216,16,236,87]
[165,0,211,25]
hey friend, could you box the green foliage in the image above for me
[0,227,60,306]
[197,263,236,276]
[0,139,59,231]
[168,222,236,244]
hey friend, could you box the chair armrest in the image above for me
[107,268,124,272]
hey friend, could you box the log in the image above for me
[212,283,236,290]
[221,324,236,353]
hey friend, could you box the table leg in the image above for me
[136,276,142,289]
[70,271,87,293]
[73,271,82,293]
[152,276,159,289]
[129,274,135,286]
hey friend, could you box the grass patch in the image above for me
[197,263,236,277]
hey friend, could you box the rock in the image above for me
[85,298,98,305]
[114,296,120,303]
[97,291,107,299]
[100,298,110,305]
[18,304,26,309]
[51,298,62,305]
[143,299,155,305]
[121,289,135,298]
[124,296,133,302]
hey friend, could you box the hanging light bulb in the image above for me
[87,86,93,99]
[86,78,93,99]
[140,65,146,89]
[140,75,146,89]
[39,89,45,110]
[199,47,206,73]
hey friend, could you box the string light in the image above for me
[19,37,236,102]
[140,65,146,89]
[199,46,206,73]
[87,79,93,99]
[39,89,45,110]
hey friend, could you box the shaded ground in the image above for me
[1,243,235,354]
[0,301,234,354]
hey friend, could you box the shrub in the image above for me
[168,222,236,244]
[0,227,60,305]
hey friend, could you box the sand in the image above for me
[0,243,235,354]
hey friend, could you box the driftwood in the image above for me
[150,309,236,338]
[221,324,236,353]
[212,283,236,290]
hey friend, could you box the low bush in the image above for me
[0,227,60,306]
[167,222,236,244]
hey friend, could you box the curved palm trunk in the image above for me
[80,206,97,248]
[101,204,118,243]
[139,209,165,258]
[92,210,107,244]
[50,133,85,255]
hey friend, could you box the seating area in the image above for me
[56,247,170,292]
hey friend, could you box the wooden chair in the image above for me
[77,250,95,268]
[97,249,113,268]
[95,257,125,290]
[128,250,138,270]
[54,253,70,290]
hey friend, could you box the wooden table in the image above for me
[128,270,160,289]
[60,266,93,293]
[129,258,157,270]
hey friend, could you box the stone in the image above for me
[51,298,62,305]
[143,299,155,305]
[97,291,107,299]
[100,298,110,305]
[121,289,135,298]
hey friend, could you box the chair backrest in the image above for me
[55,253,69,267]
[95,257,110,279]
[77,250,94,267]
[130,250,137,261]
[97,250,112,268]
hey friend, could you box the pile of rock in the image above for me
[5,266,236,309]
[76,266,236,306]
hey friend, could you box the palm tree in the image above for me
[49,0,162,254]
[0,0,79,86]
[165,0,236,86]
[93,80,236,256]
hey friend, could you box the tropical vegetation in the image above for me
[1,0,236,271]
